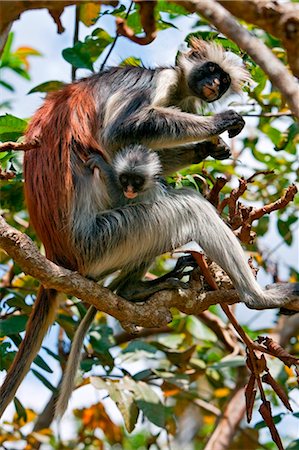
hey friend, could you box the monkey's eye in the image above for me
[222,77,228,83]
[133,176,144,187]
[120,174,128,185]
[209,64,215,72]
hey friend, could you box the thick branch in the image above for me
[218,0,299,78]
[0,139,40,152]
[0,216,298,329]
[204,387,246,450]
[174,0,299,118]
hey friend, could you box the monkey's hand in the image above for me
[86,153,107,171]
[214,110,245,138]
[197,138,231,161]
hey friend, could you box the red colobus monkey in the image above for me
[1,38,297,417]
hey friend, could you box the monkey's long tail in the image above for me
[0,287,59,418]
[55,305,97,418]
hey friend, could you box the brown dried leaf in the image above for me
[256,354,267,374]
[257,336,299,367]
[259,402,284,450]
[262,372,293,411]
[245,374,257,422]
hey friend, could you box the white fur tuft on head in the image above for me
[112,145,162,181]
[179,37,251,94]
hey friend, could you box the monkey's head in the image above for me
[188,61,231,102]
[113,145,162,200]
[179,37,251,102]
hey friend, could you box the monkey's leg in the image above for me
[82,189,298,309]
[104,107,245,151]
[110,255,197,301]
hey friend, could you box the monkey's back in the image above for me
[24,78,103,270]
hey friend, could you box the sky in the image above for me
[0,3,298,446]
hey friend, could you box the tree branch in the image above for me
[204,386,246,450]
[1,216,299,330]
[174,0,299,118]
[217,0,299,78]
[0,139,40,152]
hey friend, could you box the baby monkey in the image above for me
[86,144,167,206]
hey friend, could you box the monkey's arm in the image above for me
[86,154,121,207]
[103,107,244,151]
[158,138,231,175]
[86,153,113,178]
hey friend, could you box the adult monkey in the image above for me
[1,38,297,417]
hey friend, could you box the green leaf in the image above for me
[33,355,53,373]
[127,378,167,428]
[31,369,57,392]
[0,114,27,141]
[125,11,143,35]
[123,341,157,354]
[91,377,139,432]
[0,315,27,337]
[157,1,188,16]
[120,57,142,67]
[156,19,178,31]
[277,218,294,245]
[14,397,27,421]
[42,346,61,362]
[251,66,267,95]
[63,30,113,70]
[0,79,14,91]
[28,81,65,94]
[256,216,270,236]
[186,316,217,342]
[62,43,94,71]
[0,32,14,65]
[286,440,299,450]
[211,356,245,369]
[110,385,139,432]
[136,400,166,428]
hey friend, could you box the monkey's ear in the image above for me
[187,37,209,59]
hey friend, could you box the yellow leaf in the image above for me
[254,254,263,265]
[80,2,101,27]
[214,387,230,398]
[15,47,42,57]
[284,366,294,378]
[203,414,216,425]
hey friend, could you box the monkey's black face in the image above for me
[119,173,146,199]
[188,62,231,102]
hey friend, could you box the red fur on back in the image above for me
[24,79,102,269]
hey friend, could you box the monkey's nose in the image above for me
[124,187,138,199]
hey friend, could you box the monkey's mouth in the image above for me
[124,191,138,199]
[202,85,219,101]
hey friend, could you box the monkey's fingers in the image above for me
[228,123,245,138]
[215,110,245,138]
[227,115,245,138]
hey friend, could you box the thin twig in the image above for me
[99,1,134,71]
[71,5,80,82]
